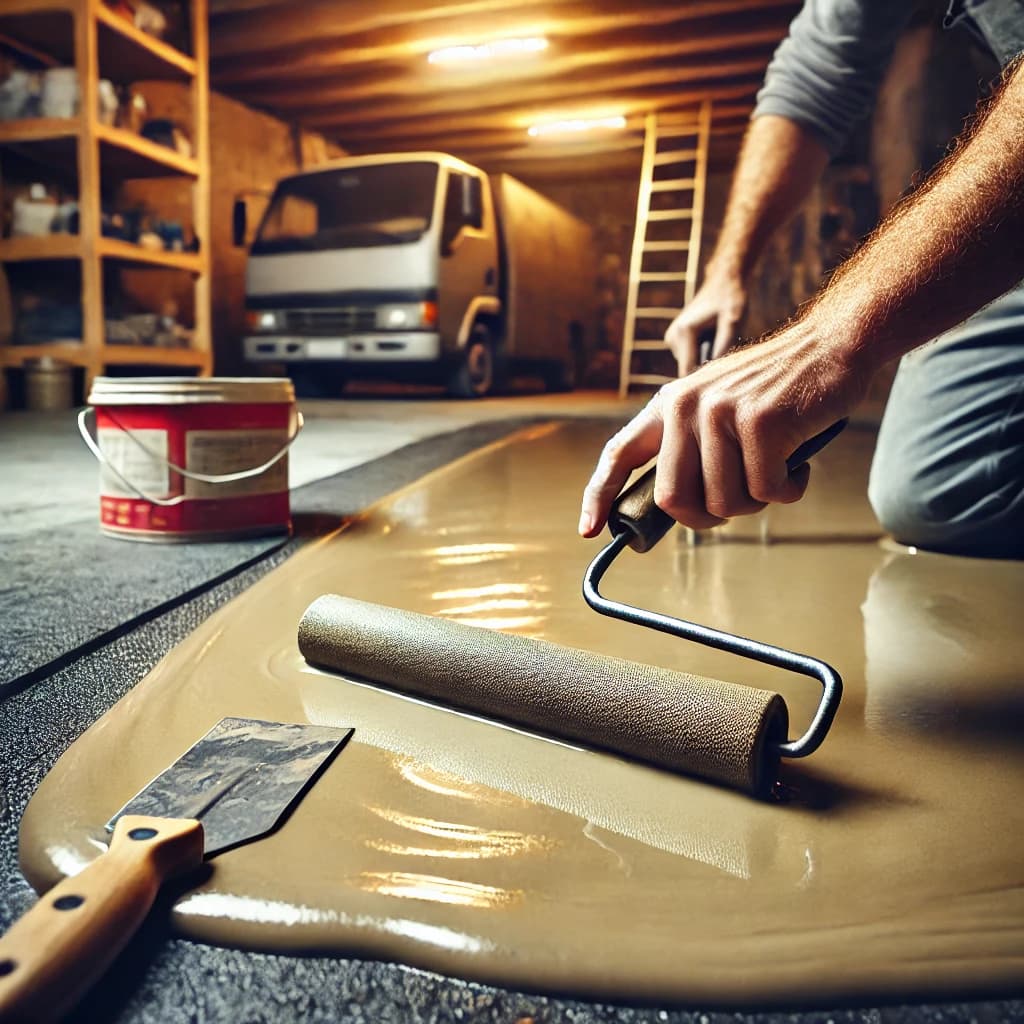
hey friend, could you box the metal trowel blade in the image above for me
[106,717,353,856]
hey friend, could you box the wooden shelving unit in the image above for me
[0,0,211,405]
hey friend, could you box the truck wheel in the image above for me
[288,364,347,399]
[448,327,494,399]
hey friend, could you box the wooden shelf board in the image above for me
[96,4,196,83]
[0,117,79,144]
[99,238,204,271]
[96,123,199,179]
[0,121,198,180]
[0,235,82,262]
[1,343,209,368]
[0,342,89,367]
[0,236,204,271]
[101,345,209,366]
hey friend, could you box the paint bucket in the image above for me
[79,377,301,542]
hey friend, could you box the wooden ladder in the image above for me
[619,102,712,397]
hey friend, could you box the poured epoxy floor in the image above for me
[19,420,1024,1005]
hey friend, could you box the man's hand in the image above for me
[664,272,747,375]
[579,319,868,537]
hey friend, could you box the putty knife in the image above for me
[0,717,352,1022]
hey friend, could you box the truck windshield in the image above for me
[252,162,439,255]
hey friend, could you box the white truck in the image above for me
[238,152,595,398]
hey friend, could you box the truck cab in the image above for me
[242,152,501,396]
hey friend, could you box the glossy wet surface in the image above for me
[19,420,1024,1005]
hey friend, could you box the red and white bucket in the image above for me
[79,377,301,542]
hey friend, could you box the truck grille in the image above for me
[281,308,376,334]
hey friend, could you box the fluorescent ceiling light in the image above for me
[528,115,627,137]
[428,36,548,64]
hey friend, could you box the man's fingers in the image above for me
[698,414,766,519]
[668,320,698,376]
[712,313,739,359]
[579,399,665,536]
[654,393,726,530]
[744,440,813,505]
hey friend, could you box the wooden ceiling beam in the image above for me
[211,0,795,84]
[468,124,746,180]
[296,54,771,129]
[230,27,781,111]
[211,0,559,59]
[336,82,759,143]
[431,109,752,162]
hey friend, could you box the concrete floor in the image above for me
[0,389,639,537]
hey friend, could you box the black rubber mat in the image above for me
[0,419,538,696]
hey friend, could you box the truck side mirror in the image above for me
[232,198,247,247]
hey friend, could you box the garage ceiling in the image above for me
[209,0,800,180]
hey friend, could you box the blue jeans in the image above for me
[868,280,1024,558]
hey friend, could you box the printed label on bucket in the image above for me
[98,428,170,498]
[184,429,289,500]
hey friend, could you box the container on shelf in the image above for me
[24,356,74,412]
[40,68,79,118]
[12,184,57,237]
[0,70,38,120]
[81,377,300,542]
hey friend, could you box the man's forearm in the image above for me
[707,115,830,282]
[806,58,1024,372]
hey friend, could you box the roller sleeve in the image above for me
[298,595,789,795]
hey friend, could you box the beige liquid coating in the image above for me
[19,421,1024,1005]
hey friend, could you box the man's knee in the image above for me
[869,454,1023,557]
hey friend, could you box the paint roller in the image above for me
[298,423,846,797]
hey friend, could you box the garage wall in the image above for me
[120,85,344,374]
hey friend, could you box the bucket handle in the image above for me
[77,407,304,508]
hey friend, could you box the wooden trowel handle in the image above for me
[0,815,203,1022]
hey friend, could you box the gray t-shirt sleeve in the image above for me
[753,0,916,154]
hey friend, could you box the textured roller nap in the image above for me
[298,594,789,795]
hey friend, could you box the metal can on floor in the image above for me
[80,377,300,542]
[24,356,74,412]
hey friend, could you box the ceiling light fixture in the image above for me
[527,115,627,137]
[428,36,548,65]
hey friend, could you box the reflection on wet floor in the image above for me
[18,420,1024,1005]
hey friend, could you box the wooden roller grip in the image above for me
[298,595,789,795]
[607,467,672,553]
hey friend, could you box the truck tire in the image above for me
[448,326,495,399]
[288,364,348,399]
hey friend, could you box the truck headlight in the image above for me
[377,302,438,330]
[245,310,279,332]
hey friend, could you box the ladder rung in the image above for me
[630,341,669,351]
[646,209,693,221]
[635,307,679,318]
[653,148,698,165]
[638,272,686,282]
[642,240,689,252]
[656,126,699,142]
[628,374,675,386]
[651,178,696,192]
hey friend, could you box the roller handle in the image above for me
[0,815,203,1022]
[608,419,849,553]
